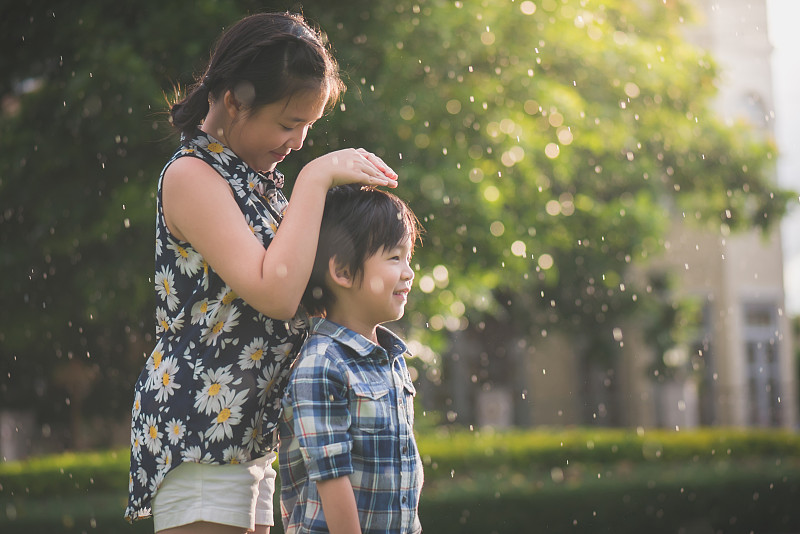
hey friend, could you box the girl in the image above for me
[125,12,398,534]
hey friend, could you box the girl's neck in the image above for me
[200,104,229,145]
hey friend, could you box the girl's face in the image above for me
[226,88,328,173]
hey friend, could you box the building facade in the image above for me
[644,0,797,429]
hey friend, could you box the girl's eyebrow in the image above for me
[282,110,322,124]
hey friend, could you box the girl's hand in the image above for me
[299,148,398,189]
[355,148,398,186]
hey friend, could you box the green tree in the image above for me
[0,0,266,445]
[0,0,792,445]
[298,0,793,422]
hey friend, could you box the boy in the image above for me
[279,185,424,534]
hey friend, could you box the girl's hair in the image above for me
[170,12,344,137]
[303,185,423,316]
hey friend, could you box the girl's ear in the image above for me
[222,89,241,118]
[328,256,353,288]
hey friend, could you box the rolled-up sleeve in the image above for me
[289,349,354,481]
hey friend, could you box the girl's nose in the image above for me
[286,126,309,151]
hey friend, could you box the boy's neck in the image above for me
[326,307,380,345]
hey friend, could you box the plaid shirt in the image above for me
[279,318,423,534]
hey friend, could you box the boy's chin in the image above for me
[383,310,405,324]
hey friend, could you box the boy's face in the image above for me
[350,236,415,325]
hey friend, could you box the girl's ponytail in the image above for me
[170,79,211,138]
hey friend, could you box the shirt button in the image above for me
[401,496,407,504]
[402,446,408,454]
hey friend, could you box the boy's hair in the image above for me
[302,185,422,316]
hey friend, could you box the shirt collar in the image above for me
[185,129,285,190]
[311,317,409,360]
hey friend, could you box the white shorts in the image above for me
[152,452,277,532]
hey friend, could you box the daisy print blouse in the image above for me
[125,129,308,522]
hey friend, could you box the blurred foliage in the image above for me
[0,448,126,498]
[0,0,794,441]
[300,0,792,352]
[419,425,800,473]
[0,0,277,435]
[2,429,800,533]
[1,426,798,497]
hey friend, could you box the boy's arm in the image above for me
[289,344,360,530]
[317,476,362,534]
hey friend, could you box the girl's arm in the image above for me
[316,476,362,534]
[162,148,397,320]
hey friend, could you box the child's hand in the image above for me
[300,148,398,189]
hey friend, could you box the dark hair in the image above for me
[170,12,344,137]
[302,185,423,316]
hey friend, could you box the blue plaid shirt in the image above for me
[279,318,423,534]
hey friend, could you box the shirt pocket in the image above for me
[402,378,417,424]
[350,382,391,434]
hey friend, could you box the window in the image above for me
[743,302,783,426]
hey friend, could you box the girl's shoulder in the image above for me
[166,151,218,177]
[162,154,231,200]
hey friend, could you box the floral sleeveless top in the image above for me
[125,130,309,522]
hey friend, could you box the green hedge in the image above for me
[0,448,128,498]
[420,426,800,475]
[2,427,800,533]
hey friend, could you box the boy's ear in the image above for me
[328,256,354,288]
